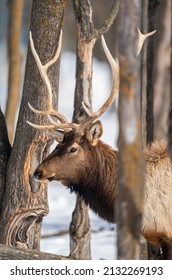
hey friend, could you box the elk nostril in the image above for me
[34,170,43,180]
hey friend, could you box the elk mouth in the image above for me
[47,176,70,186]
[47,176,55,182]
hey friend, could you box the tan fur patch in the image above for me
[144,140,168,164]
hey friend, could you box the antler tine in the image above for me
[82,35,119,121]
[27,120,79,131]
[28,102,67,123]
[137,28,157,56]
[28,29,67,124]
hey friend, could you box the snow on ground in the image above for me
[41,183,117,260]
[0,42,118,259]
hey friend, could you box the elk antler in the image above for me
[80,35,119,132]
[137,28,157,56]
[28,30,67,122]
[79,28,156,131]
[27,32,119,138]
[27,30,78,132]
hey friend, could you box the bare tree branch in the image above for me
[94,0,120,39]
[0,244,72,260]
[72,0,120,42]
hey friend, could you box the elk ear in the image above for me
[86,120,103,146]
[49,130,64,142]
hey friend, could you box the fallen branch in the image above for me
[0,244,73,260]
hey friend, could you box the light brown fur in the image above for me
[142,140,172,257]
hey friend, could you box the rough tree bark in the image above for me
[153,0,171,141]
[0,108,11,215]
[70,0,120,260]
[139,0,170,260]
[145,1,159,145]
[140,0,148,148]
[169,104,172,159]
[5,0,24,144]
[0,0,66,252]
[169,0,172,158]
[117,1,144,260]
[140,0,149,260]
[154,0,171,259]
[143,0,162,260]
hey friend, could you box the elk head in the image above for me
[27,30,119,187]
[27,28,157,223]
[28,28,156,187]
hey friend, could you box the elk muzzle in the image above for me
[34,169,43,181]
[34,166,55,182]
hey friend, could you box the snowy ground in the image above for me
[0,42,118,259]
[41,183,117,260]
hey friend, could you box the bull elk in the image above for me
[28,30,172,259]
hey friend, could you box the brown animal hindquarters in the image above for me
[142,141,172,256]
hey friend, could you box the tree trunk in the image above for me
[5,0,24,144]
[0,108,11,215]
[140,0,148,147]
[0,0,66,251]
[168,0,172,158]
[70,0,95,260]
[69,197,91,259]
[70,0,120,259]
[169,106,172,158]
[117,0,144,260]
[154,0,171,141]
[144,0,162,260]
[145,0,159,144]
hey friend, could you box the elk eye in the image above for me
[70,147,77,153]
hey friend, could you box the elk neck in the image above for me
[70,140,118,223]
